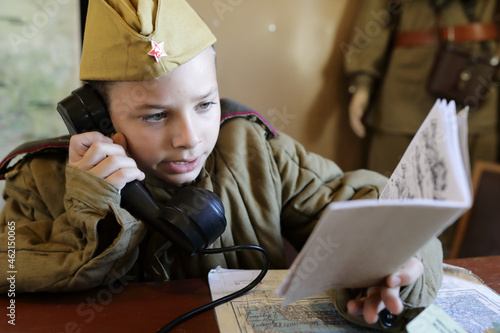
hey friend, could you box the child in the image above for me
[0,0,443,330]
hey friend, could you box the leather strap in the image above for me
[0,136,70,180]
[395,22,498,47]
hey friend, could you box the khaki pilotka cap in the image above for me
[80,0,217,81]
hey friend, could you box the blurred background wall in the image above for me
[188,0,364,171]
[0,0,81,210]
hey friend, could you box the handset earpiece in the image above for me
[56,85,226,254]
[57,85,115,136]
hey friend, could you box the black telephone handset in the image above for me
[56,85,227,255]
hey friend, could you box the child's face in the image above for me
[108,47,220,184]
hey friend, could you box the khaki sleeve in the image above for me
[343,0,398,92]
[330,237,443,331]
[270,131,387,249]
[0,156,146,293]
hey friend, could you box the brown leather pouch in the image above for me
[427,42,498,109]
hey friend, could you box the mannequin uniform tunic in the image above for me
[345,0,498,175]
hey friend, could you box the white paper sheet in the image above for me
[276,100,472,306]
[275,199,468,306]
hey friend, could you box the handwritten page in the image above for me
[380,100,470,203]
[276,100,472,306]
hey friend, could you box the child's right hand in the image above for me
[68,131,145,190]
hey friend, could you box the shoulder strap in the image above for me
[429,0,452,13]
[220,98,278,138]
[0,135,70,180]
[461,0,479,22]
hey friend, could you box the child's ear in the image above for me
[112,132,128,151]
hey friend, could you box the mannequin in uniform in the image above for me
[345,0,498,177]
[344,0,499,257]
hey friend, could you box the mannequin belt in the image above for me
[395,22,498,47]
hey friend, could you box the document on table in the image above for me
[431,264,500,333]
[208,268,378,333]
[208,266,500,333]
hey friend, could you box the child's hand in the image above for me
[68,131,145,190]
[346,257,424,324]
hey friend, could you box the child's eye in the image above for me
[142,112,167,123]
[199,102,216,111]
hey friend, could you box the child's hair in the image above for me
[86,81,114,111]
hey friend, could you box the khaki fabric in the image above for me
[345,0,497,135]
[0,156,145,291]
[0,100,442,331]
[80,0,216,81]
[345,0,498,173]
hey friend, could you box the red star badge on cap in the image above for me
[148,40,167,62]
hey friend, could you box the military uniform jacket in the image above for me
[344,0,498,135]
[0,99,442,330]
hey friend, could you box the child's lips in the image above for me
[162,156,201,174]
[172,160,191,165]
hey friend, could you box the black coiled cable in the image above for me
[157,244,270,333]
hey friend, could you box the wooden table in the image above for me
[1,256,499,333]
[0,279,220,333]
[445,255,500,293]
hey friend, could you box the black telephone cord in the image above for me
[157,244,270,333]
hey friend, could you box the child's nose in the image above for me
[171,116,201,149]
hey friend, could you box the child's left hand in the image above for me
[346,257,424,324]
